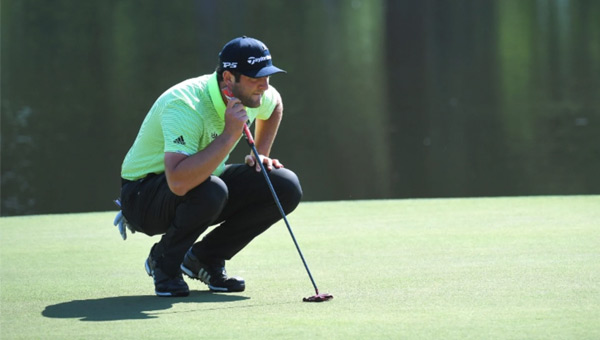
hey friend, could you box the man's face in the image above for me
[231,74,270,108]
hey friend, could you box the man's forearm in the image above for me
[254,102,283,156]
[165,132,240,196]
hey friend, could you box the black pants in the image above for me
[120,164,302,276]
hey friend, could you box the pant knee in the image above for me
[271,168,303,214]
[179,176,228,223]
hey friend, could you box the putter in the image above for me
[242,124,333,302]
[223,86,332,302]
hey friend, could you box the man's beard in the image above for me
[238,93,262,108]
[231,84,263,108]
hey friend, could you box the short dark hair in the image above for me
[215,64,242,83]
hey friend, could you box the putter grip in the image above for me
[243,123,255,145]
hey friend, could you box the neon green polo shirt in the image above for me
[121,72,279,180]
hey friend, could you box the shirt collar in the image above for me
[208,72,226,120]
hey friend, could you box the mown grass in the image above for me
[1,196,599,339]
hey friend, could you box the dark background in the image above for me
[2,0,599,216]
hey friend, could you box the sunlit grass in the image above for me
[1,196,599,339]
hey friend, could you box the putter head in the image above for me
[303,293,333,302]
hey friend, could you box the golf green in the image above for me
[1,196,599,339]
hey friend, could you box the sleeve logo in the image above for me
[173,136,186,145]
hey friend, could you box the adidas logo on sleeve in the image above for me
[173,136,186,145]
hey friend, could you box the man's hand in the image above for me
[245,153,284,172]
[113,210,135,240]
[223,97,248,139]
[113,199,135,240]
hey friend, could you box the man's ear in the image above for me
[223,70,236,86]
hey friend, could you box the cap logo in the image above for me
[223,62,237,69]
[247,55,271,65]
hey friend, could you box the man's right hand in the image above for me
[223,97,248,139]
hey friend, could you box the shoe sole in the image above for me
[155,290,190,297]
[208,284,245,292]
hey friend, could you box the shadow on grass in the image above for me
[42,291,250,321]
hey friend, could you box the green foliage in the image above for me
[1,1,599,215]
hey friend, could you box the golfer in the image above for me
[116,36,302,297]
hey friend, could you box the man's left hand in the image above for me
[113,199,135,240]
[245,154,284,172]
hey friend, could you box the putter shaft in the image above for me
[242,124,321,294]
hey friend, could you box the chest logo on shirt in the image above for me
[173,136,186,145]
[211,132,219,140]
